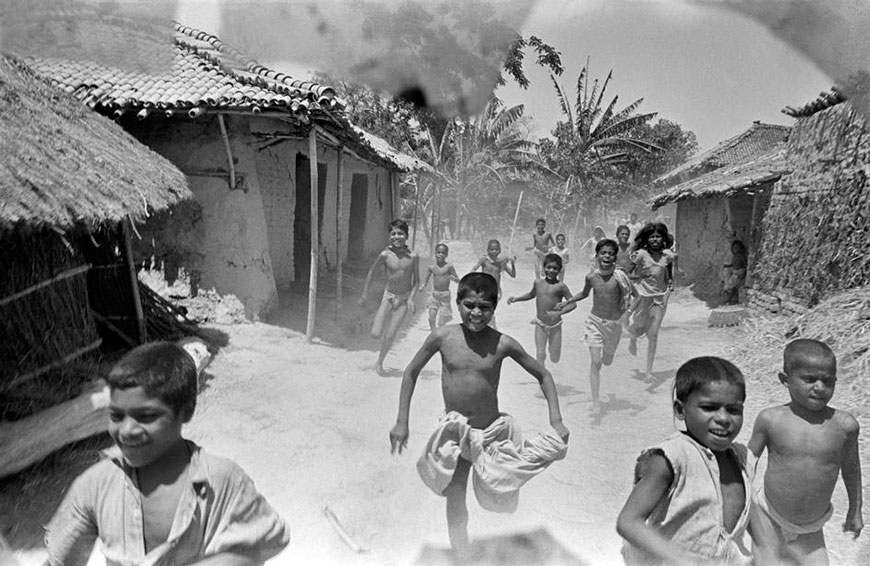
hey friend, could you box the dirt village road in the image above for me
[13,240,861,566]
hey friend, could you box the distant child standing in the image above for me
[389,273,569,559]
[748,339,863,565]
[46,342,290,566]
[359,219,420,376]
[556,239,634,415]
[420,242,460,331]
[617,357,755,566]
[547,233,571,282]
[721,240,748,305]
[627,222,676,382]
[526,218,555,279]
[615,224,634,274]
[471,239,516,328]
[580,226,607,270]
[507,253,575,368]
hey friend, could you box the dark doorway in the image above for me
[348,173,369,261]
[294,153,328,284]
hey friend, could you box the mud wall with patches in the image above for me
[752,101,870,309]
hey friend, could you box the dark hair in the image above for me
[389,219,409,235]
[731,240,747,254]
[543,253,563,269]
[593,226,606,238]
[107,342,198,419]
[555,233,566,240]
[486,239,501,248]
[634,222,674,250]
[616,224,630,235]
[457,272,499,304]
[535,218,546,225]
[673,356,745,404]
[783,339,836,374]
[595,238,618,254]
[435,243,449,253]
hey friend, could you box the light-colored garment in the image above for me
[382,288,411,310]
[417,412,567,513]
[621,433,753,566]
[547,245,570,264]
[46,441,290,566]
[628,293,670,338]
[753,481,833,542]
[426,290,453,321]
[584,313,623,361]
[531,317,562,338]
[615,244,633,273]
[630,248,675,298]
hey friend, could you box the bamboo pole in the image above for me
[306,128,319,342]
[121,219,147,343]
[507,191,524,254]
[336,145,345,316]
[411,176,420,250]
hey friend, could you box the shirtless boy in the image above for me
[389,273,569,558]
[507,253,575,368]
[420,243,459,331]
[548,234,570,282]
[557,239,634,416]
[359,219,420,376]
[748,339,863,565]
[526,218,555,279]
[471,239,515,328]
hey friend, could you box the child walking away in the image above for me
[748,339,863,565]
[525,218,555,279]
[389,273,569,559]
[471,239,515,328]
[547,233,570,282]
[507,253,575,368]
[627,222,676,382]
[556,239,633,416]
[420,242,460,331]
[617,357,755,566]
[46,342,290,566]
[359,219,420,376]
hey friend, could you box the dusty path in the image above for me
[181,240,863,565]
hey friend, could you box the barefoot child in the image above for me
[547,233,570,282]
[627,222,676,382]
[507,253,575,368]
[359,219,420,375]
[470,239,515,328]
[617,357,755,566]
[525,218,555,279]
[556,239,633,415]
[420,243,460,331]
[748,339,863,565]
[389,273,569,557]
[46,342,290,566]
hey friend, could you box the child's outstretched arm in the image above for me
[556,275,591,311]
[449,264,460,282]
[747,409,771,458]
[556,284,577,315]
[504,337,568,442]
[841,415,863,538]
[390,332,441,454]
[359,252,386,305]
[616,453,697,566]
[470,257,484,272]
[507,283,536,305]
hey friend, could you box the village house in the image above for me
[650,121,791,299]
[27,22,430,321]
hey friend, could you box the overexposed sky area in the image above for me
[176,0,834,151]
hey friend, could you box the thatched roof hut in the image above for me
[0,56,190,228]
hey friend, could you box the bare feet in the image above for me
[643,372,655,384]
[590,400,602,416]
[375,363,387,377]
[628,338,637,356]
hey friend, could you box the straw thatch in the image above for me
[0,56,190,229]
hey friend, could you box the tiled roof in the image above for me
[655,122,790,187]
[782,87,846,118]
[650,145,790,210]
[26,22,342,120]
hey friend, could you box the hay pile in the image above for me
[729,285,870,448]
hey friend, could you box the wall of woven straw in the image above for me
[752,102,870,307]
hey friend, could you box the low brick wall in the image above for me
[745,288,809,316]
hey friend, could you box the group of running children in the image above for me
[44,218,862,566]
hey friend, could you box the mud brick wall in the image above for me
[752,102,870,308]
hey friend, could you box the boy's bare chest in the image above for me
[385,251,413,271]
[535,281,564,303]
[140,477,188,552]
[772,420,846,461]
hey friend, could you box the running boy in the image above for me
[507,253,575,368]
[471,239,515,328]
[615,224,633,274]
[548,233,570,282]
[525,218,555,279]
[389,273,569,558]
[748,339,863,565]
[420,243,459,331]
[359,219,420,376]
[556,239,633,415]
[46,342,290,566]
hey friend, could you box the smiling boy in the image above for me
[46,342,289,566]
[748,339,863,565]
[389,273,569,558]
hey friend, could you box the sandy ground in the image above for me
[5,239,867,565]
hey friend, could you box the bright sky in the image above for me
[176,0,833,152]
